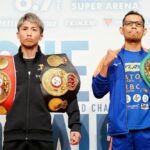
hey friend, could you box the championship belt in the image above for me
[140,49,150,88]
[0,55,16,114]
[40,54,80,112]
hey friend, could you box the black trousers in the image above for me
[3,140,54,150]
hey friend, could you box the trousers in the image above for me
[112,128,150,150]
[3,140,54,150]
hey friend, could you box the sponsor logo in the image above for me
[141,103,149,110]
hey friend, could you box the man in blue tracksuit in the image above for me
[92,11,150,150]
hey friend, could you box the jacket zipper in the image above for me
[118,54,129,132]
[25,71,31,140]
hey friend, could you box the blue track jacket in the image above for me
[92,48,148,136]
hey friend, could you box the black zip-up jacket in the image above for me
[4,46,81,142]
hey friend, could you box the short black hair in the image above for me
[122,10,145,27]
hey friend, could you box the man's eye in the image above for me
[126,22,132,25]
[128,23,132,25]
[32,28,38,31]
[137,23,142,26]
[22,28,27,30]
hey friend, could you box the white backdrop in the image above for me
[0,0,150,150]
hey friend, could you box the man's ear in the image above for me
[143,27,147,36]
[119,26,123,35]
[16,32,19,39]
[39,34,43,41]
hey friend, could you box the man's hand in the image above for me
[108,137,112,150]
[103,50,118,67]
[70,131,81,145]
[93,49,119,77]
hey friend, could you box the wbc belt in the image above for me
[140,49,150,88]
[40,54,80,112]
[0,55,16,115]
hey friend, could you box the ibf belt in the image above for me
[40,54,80,112]
[140,49,150,88]
[0,55,16,115]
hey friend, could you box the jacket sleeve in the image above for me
[92,73,109,98]
[66,96,81,132]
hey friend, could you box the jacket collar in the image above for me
[18,45,42,62]
[118,47,145,58]
[117,47,148,64]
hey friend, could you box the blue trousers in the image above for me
[112,128,150,150]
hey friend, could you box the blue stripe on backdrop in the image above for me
[97,114,109,150]
[52,114,89,150]
[0,41,17,55]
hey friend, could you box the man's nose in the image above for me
[27,30,32,36]
[131,23,137,28]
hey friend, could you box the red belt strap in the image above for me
[0,55,16,114]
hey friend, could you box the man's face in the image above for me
[17,21,43,48]
[120,14,146,42]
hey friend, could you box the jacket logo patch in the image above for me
[113,63,121,66]
[38,64,44,71]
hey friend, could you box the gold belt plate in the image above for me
[0,71,11,103]
[41,68,68,96]
[0,57,9,69]
[47,55,67,67]
[48,98,68,111]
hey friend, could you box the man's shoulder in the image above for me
[13,53,19,59]
[108,48,121,55]
[143,48,149,52]
[112,48,121,53]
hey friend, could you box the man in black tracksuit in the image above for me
[3,13,81,150]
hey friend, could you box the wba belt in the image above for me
[40,54,80,112]
[0,55,16,115]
